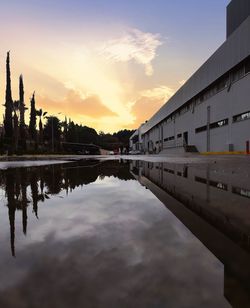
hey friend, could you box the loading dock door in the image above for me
[184,131,188,146]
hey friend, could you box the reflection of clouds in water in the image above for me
[0,176,230,308]
[20,177,161,245]
[0,218,228,307]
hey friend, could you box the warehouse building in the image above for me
[131,0,250,154]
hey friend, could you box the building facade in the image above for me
[131,0,250,154]
[129,124,145,153]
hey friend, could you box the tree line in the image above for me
[1,52,135,155]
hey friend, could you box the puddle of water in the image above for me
[0,159,249,307]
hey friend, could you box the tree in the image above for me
[29,92,37,142]
[113,129,135,150]
[19,75,26,125]
[113,129,135,144]
[5,169,16,256]
[44,116,61,152]
[19,75,27,151]
[4,51,13,146]
[36,108,47,144]
[65,120,77,143]
[62,116,68,142]
[13,101,20,152]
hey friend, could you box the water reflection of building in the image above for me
[0,160,134,257]
[130,160,250,308]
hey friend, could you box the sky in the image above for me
[0,0,229,133]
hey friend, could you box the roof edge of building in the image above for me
[140,15,250,135]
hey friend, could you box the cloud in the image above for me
[37,90,116,121]
[131,97,163,128]
[36,90,136,132]
[1,27,169,132]
[101,28,163,76]
[129,85,174,128]
[140,86,174,101]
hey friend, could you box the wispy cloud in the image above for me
[140,85,174,101]
[128,85,174,128]
[37,90,116,120]
[101,28,162,76]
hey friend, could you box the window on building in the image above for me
[231,65,245,83]
[177,133,182,138]
[246,58,250,74]
[232,187,250,199]
[209,180,228,191]
[195,176,207,184]
[210,119,228,129]
[169,136,175,141]
[164,136,175,142]
[246,61,250,74]
[196,118,228,134]
[216,76,229,92]
[164,168,175,174]
[195,125,207,134]
[200,94,204,103]
[233,111,250,123]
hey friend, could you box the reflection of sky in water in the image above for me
[0,172,230,307]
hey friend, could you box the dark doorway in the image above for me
[183,131,188,146]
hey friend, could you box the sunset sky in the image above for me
[0,0,229,132]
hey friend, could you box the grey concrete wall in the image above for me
[227,0,250,38]
[141,68,250,153]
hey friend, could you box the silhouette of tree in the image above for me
[13,101,19,152]
[97,129,134,152]
[20,169,29,233]
[65,120,77,143]
[4,52,13,151]
[113,129,134,145]
[19,75,25,124]
[62,116,68,142]
[19,75,27,151]
[78,125,99,144]
[29,92,37,142]
[5,170,16,257]
[44,116,61,151]
[30,171,39,218]
[36,109,47,144]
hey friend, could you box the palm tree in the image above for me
[36,109,47,144]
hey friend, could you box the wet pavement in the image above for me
[0,159,249,307]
